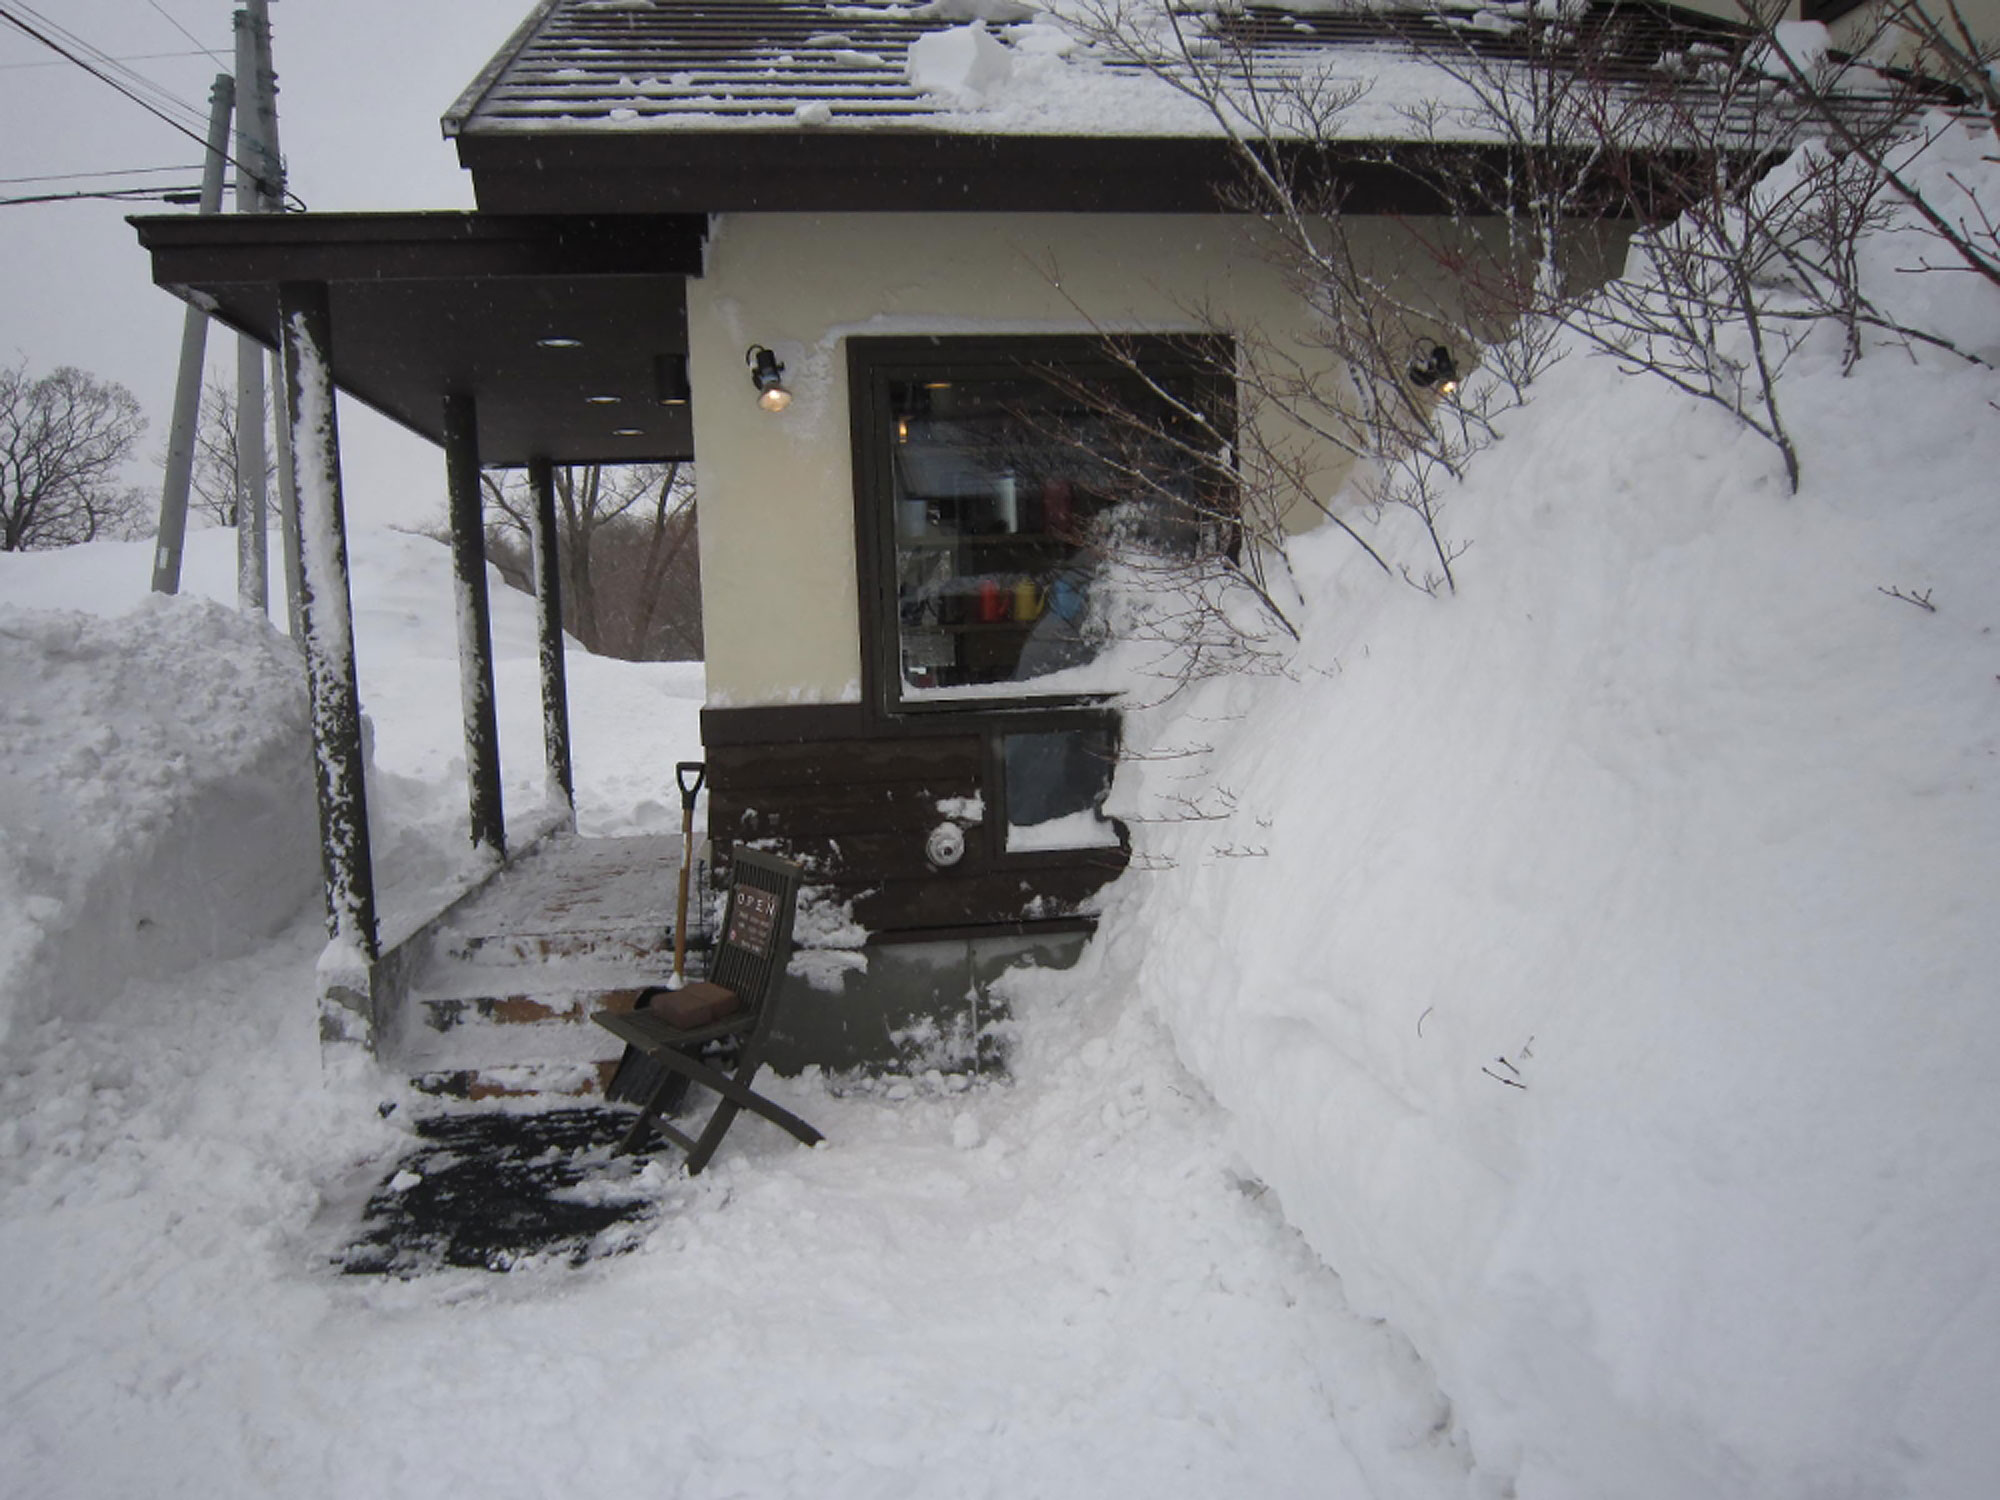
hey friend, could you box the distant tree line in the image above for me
[477,462,704,663]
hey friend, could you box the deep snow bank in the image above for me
[0,594,319,1048]
[1095,127,2000,1498]
[0,527,707,943]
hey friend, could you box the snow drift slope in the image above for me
[1096,126,2000,1499]
[0,595,318,1048]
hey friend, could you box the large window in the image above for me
[849,336,1233,714]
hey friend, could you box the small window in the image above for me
[1003,728,1120,852]
[852,336,1233,713]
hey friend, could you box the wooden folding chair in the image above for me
[591,847,822,1174]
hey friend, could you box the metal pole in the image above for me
[528,456,576,824]
[277,280,378,963]
[232,7,269,615]
[150,73,234,596]
[443,393,507,860]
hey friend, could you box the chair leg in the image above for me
[682,1098,740,1177]
[614,1064,685,1156]
[615,1107,656,1157]
[612,1041,822,1174]
[681,1043,822,1175]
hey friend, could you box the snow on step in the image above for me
[389,833,695,1092]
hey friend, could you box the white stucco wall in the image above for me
[688,211,1439,708]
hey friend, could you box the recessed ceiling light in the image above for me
[612,427,644,437]
[585,394,622,404]
[537,336,583,349]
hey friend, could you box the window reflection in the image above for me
[887,365,1214,700]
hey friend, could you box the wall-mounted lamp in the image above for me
[747,344,792,412]
[1408,343,1460,398]
[654,352,692,407]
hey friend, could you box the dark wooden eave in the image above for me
[130,211,707,468]
[456,130,1458,216]
[456,128,1751,221]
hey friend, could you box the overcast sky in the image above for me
[1,0,532,530]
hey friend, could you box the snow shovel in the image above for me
[669,759,706,983]
[606,761,707,1106]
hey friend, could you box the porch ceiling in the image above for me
[130,211,706,468]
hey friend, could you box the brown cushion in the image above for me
[647,980,741,1029]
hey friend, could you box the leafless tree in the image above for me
[188,377,277,527]
[0,362,148,551]
[1744,0,1998,291]
[1066,0,1987,523]
[479,462,704,661]
[1057,1,1634,596]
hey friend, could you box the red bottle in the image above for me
[978,577,1007,622]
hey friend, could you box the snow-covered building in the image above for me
[130,0,1948,1086]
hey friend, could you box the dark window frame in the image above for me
[845,333,1233,869]
[846,332,1236,723]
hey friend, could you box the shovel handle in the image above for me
[671,762,705,983]
[677,761,707,810]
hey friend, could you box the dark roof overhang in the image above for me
[455,130,1251,215]
[454,129,1732,220]
[130,210,707,467]
[453,130,1471,216]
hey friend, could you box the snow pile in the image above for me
[1093,126,2000,1498]
[0,593,319,1048]
[907,21,1017,105]
[2,525,710,934]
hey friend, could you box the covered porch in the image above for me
[133,209,709,1083]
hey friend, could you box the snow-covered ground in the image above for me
[5,125,1999,1499]
[0,526,1455,1498]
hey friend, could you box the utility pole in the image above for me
[149,74,234,596]
[232,0,287,619]
[248,0,302,640]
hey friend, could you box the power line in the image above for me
[0,164,202,186]
[0,4,305,210]
[1,184,209,208]
[142,0,229,70]
[0,49,210,71]
[2,2,209,133]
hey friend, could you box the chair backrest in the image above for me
[708,846,803,1040]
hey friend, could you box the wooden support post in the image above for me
[528,456,576,824]
[275,281,378,965]
[443,393,507,860]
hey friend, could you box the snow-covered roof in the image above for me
[443,1,1924,215]
[443,0,1775,140]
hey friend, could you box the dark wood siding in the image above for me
[703,704,1127,940]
